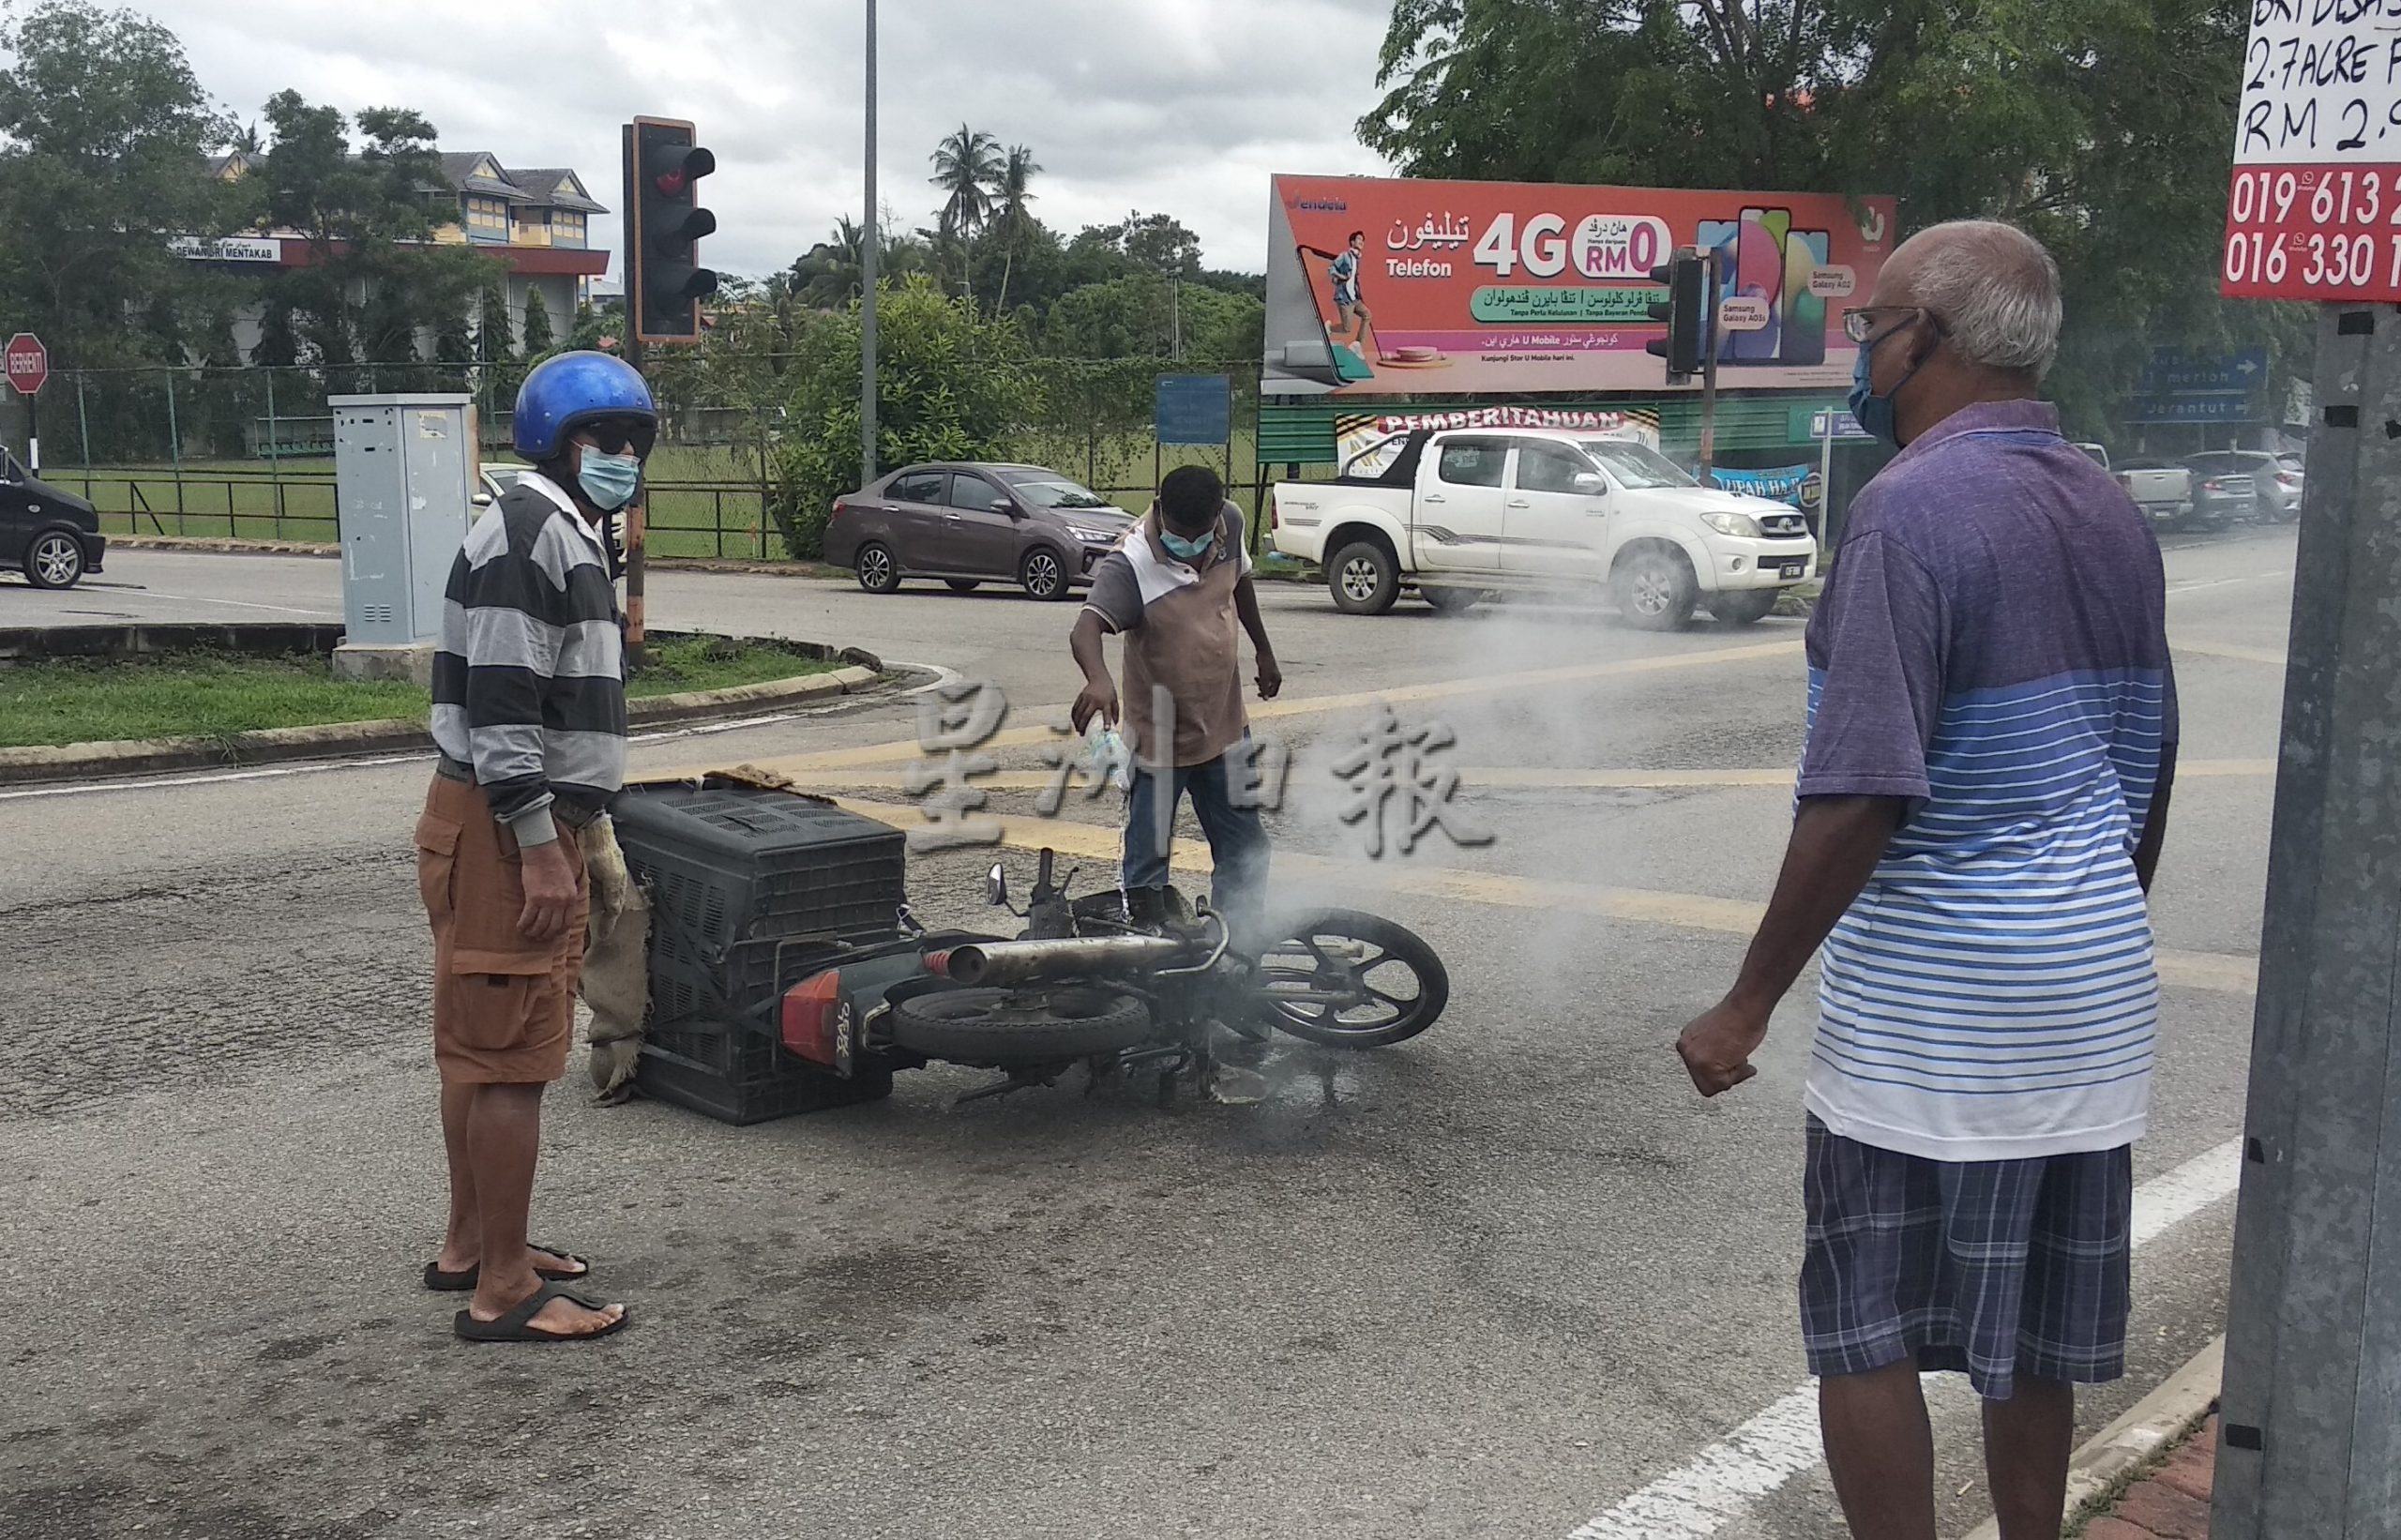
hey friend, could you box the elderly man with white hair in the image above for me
[1675,220,2178,1540]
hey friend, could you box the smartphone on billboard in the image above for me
[1729,207,1785,364]
[1294,245,1376,385]
[1784,230,1828,367]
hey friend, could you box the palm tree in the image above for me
[929,124,1003,298]
[929,124,1003,237]
[991,144,1041,316]
[793,217,868,308]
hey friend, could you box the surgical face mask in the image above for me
[1160,526,1215,561]
[1848,327,1925,449]
[578,447,642,511]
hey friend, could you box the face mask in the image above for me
[578,448,642,511]
[1160,526,1215,561]
[1849,327,1925,449]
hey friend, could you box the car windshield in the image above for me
[1004,476,1119,511]
[1579,440,1697,490]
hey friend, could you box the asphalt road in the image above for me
[0,528,2298,1539]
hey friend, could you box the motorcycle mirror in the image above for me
[986,863,1010,907]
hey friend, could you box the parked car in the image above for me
[826,463,1136,599]
[2113,458,2194,529]
[476,464,523,507]
[1269,428,1815,629]
[0,448,105,590]
[2075,442,2111,471]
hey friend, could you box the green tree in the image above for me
[475,282,514,361]
[519,287,554,357]
[929,123,1002,239]
[1361,0,2303,437]
[990,143,1042,315]
[0,0,237,370]
[768,277,1043,559]
[255,91,485,375]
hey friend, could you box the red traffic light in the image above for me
[627,117,717,345]
[647,143,715,199]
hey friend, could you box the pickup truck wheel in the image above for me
[1328,540,1400,615]
[1421,584,1482,615]
[1612,548,1698,631]
[1710,590,1778,627]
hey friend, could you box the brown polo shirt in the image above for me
[1080,502,1251,768]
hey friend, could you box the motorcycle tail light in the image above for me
[780,970,843,1066]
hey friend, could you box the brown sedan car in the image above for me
[825,462,1135,599]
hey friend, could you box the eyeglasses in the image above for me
[1842,307,1941,345]
[576,419,652,456]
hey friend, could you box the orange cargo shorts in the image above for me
[415,774,590,1085]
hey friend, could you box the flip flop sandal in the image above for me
[453,1281,629,1344]
[422,1246,590,1292]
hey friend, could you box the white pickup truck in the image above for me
[1267,427,1818,628]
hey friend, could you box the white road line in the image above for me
[1563,1137,2243,1540]
[0,706,841,803]
[109,589,341,617]
[2167,569,2290,596]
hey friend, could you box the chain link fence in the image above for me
[9,359,1268,560]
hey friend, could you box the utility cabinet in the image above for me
[329,394,476,647]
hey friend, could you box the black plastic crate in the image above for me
[635,1019,892,1125]
[612,780,908,1023]
[612,780,909,1125]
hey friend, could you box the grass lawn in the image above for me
[53,430,1265,557]
[0,636,838,748]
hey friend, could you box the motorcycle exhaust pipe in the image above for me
[930,934,1186,988]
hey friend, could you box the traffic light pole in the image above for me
[1697,249,1721,482]
[861,0,880,491]
[621,332,647,675]
[2212,300,2401,1535]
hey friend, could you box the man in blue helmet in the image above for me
[415,350,652,1343]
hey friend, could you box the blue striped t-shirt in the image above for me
[1798,400,2176,1161]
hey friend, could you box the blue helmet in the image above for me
[512,350,657,460]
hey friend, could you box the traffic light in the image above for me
[624,116,718,344]
[1645,248,1710,382]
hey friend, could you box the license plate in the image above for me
[1778,562,1805,580]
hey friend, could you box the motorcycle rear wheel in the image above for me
[887,986,1153,1064]
[1256,911,1449,1049]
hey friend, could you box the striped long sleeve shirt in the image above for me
[430,472,627,847]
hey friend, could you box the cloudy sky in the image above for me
[141,0,1401,279]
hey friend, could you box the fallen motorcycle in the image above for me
[610,776,1449,1120]
[882,847,1450,1103]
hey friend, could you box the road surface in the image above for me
[0,530,2294,1539]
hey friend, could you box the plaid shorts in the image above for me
[1799,1116,2133,1401]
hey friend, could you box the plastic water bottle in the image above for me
[1086,717,1133,791]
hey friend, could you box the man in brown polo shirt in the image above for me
[1070,465,1282,938]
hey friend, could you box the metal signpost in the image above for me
[2214,4,2401,1533]
[7,333,49,471]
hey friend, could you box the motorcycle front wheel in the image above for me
[1255,911,1449,1049]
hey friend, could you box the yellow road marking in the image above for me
[828,797,2258,997]
[642,637,1805,781]
[735,758,2277,793]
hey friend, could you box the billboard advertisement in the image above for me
[1264,175,1895,398]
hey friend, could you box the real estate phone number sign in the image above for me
[2222,0,2401,301]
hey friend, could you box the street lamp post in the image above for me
[860,0,879,491]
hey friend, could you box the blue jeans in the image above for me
[1123,750,1270,940]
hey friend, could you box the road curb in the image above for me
[1955,1335,2225,1540]
[105,534,846,580]
[0,660,886,786]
